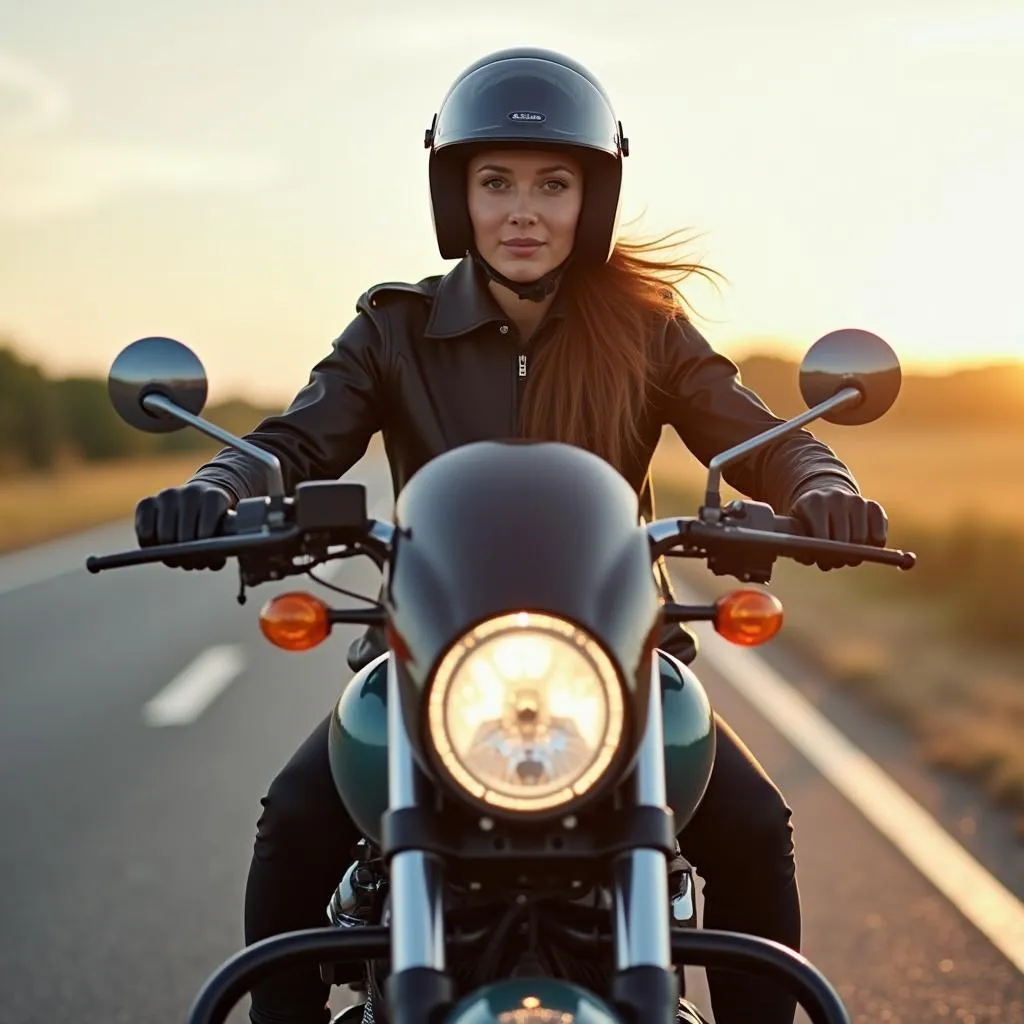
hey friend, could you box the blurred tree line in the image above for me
[0,341,279,475]
[5,336,1022,474]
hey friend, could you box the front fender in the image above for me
[443,978,623,1024]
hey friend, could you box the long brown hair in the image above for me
[519,229,725,475]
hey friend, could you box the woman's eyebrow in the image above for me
[473,163,577,175]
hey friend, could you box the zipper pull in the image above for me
[518,353,528,378]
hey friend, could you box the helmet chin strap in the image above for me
[470,246,572,303]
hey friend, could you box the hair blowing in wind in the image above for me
[519,229,726,475]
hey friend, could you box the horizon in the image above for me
[2,1,1022,405]
[5,332,1016,409]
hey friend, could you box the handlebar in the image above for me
[769,511,915,569]
[85,490,916,581]
[692,518,917,570]
[84,525,298,574]
[646,501,916,572]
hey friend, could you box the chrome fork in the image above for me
[612,651,672,971]
[386,655,446,974]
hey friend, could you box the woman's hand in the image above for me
[134,481,234,569]
[788,488,888,570]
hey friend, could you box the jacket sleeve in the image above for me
[654,315,860,513]
[188,311,387,502]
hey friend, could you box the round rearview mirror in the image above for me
[107,337,208,433]
[799,329,902,425]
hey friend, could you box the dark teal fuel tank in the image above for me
[328,649,715,844]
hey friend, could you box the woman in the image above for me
[136,48,887,1024]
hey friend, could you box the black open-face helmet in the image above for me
[424,47,630,301]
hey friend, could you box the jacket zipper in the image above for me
[514,351,528,433]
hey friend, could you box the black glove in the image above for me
[134,481,234,570]
[788,487,888,570]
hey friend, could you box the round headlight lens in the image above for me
[426,612,625,813]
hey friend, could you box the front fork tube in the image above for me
[384,658,453,1023]
[611,652,679,1022]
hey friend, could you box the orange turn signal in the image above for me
[259,592,331,651]
[714,589,784,647]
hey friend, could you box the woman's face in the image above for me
[466,149,583,282]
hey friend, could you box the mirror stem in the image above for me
[141,393,286,496]
[702,386,862,517]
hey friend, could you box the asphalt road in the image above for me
[1,452,1021,1024]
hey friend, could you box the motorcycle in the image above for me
[87,328,916,1024]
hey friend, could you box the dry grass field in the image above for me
[652,425,1024,534]
[652,425,1024,833]
[0,454,210,553]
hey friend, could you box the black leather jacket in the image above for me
[191,256,858,669]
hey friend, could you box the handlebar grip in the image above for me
[85,540,230,573]
[86,547,180,573]
[767,516,916,570]
[85,499,296,574]
[871,547,917,570]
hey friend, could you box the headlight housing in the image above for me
[425,612,626,814]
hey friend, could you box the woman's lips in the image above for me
[502,241,543,257]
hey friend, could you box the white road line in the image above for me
[672,577,1024,975]
[143,645,246,727]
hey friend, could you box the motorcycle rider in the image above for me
[135,48,888,1024]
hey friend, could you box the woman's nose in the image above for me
[508,206,538,226]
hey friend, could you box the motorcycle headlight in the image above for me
[425,612,625,814]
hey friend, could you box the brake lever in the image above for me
[686,521,917,570]
[85,527,304,574]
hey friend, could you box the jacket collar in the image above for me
[424,256,569,340]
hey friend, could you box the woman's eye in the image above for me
[479,176,569,192]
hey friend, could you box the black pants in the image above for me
[244,710,801,1024]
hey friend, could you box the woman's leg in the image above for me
[243,713,360,1024]
[677,713,801,1024]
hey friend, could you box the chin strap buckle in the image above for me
[469,247,571,303]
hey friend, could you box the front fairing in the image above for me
[384,441,662,761]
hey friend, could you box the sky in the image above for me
[1,0,1022,404]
